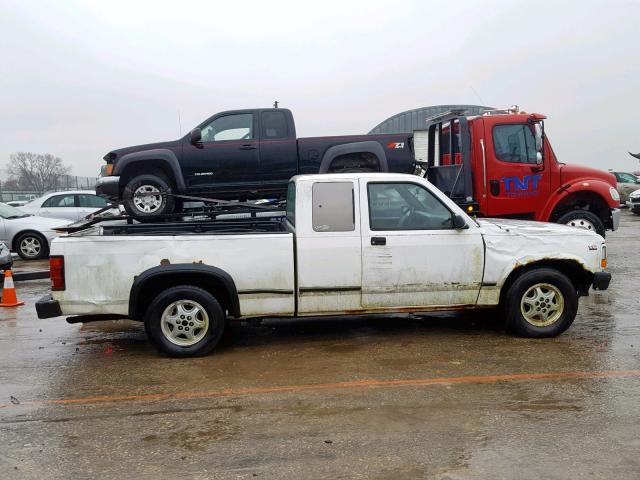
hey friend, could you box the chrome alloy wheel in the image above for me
[133,185,163,213]
[160,300,209,346]
[520,283,565,327]
[20,236,42,258]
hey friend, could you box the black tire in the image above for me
[15,232,49,260]
[122,173,176,220]
[144,285,225,357]
[502,268,578,338]
[557,210,605,238]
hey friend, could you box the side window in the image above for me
[619,173,637,183]
[261,111,288,139]
[78,194,108,208]
[368,183,454,231]
[286,182,295,226]
[200,114,253,142]
[42,194,75,208]
[493,124,538,164]
[312,182,354,232]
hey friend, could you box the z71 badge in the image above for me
[386,142,405,149]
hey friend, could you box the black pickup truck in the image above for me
[96,108,413,218]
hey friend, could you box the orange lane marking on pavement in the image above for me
[2,369,640,409]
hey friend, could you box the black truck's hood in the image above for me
[103,140,181,162]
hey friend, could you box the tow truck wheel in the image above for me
[503,268,578,338]
[122,174,176,220]
[144,285,225,357]
[557,210,605,238]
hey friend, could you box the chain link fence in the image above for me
[0,175,99,202]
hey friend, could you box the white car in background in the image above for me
[0,203,71,260]
[19,190,113,221]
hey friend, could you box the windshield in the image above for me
[0,203,31,219]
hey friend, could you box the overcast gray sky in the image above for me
[1,0,639,177]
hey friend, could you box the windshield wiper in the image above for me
[5,215,30,219]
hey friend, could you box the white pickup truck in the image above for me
[37,173,611,357]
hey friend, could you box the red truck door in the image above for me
[480,117,550,218]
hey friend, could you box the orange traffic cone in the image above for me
[0,270,24,307]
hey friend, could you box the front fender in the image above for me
[113,148,186,191]
[537,179,617,221]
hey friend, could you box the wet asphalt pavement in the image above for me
[0,213,639,479]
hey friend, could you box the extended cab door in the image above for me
[360,179,484,308]
[182,112,260,190]
[481,117,550,217]
[258,110,298,188]
[295,179,362,314]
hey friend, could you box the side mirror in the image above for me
[534,122,544,152]
[453,214,468,230]
[189,128,202,145]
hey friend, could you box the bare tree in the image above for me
[7,152,71,193]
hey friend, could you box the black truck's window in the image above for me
[200,114,253,142]
[493,124,538,164]
[368,183,453,230]
[262,111,288,139]
[312,182,354,232]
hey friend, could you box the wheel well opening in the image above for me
[499,259,594,304]
[134,273,236,320]
[550,191,610,226]
[120,161,175,195]
[328,152,381,172]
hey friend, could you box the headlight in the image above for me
[609,187,620,201]
[630,189,640,199]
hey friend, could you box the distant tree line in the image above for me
[4,152,72,193]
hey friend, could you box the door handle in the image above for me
[239,144,257,150]
[489,180,500,196]
[371,236,386,246]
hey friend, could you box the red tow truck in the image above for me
[413,107,620,236]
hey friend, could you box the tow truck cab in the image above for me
[414,109,620,237]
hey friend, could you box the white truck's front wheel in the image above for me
[144,285,225,357]
[503,268,578,338]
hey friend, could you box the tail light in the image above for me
[50,255,65,291]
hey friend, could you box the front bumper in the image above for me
[611,208,621,231]
[95,175,121,200]
[36,294,62,319]
[625,200,640,212]
[593,271,611,291]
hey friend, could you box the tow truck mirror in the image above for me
[536,152,543,164]
[453,214,468,230]
[189,128,202,145]
[534,122,544,152]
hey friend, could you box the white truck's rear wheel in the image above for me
[503,268,578,338]
[144,285,225,357]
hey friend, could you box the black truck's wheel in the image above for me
[503,268,578,338]
[122,174,176,219]
[144,285,226,357]
[557,210,605,238]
